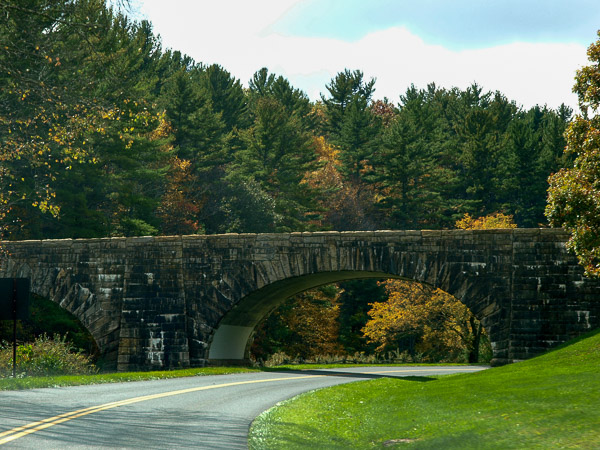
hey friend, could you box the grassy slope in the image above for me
[249,329,600,449]
[0,367,261,390]
[0,363,468,391]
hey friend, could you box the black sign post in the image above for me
[0,278,30,377]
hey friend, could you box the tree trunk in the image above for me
[468,316,482,363]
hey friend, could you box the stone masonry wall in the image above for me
[1,229,598,371]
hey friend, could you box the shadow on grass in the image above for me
[261,368,436,382]
[551,327,600,351]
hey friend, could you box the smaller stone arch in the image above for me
[10,262,122,370]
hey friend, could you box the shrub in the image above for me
[0,334,97,378]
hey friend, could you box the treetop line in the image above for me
[1,2,599,366]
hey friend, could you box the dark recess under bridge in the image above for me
[1,229,599,371]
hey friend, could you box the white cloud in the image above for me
[137,1,588,110]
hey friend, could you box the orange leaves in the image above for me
[157,157,201,235]
[43,54,60,66]
[286,290,343,356]
[252,286,345,360]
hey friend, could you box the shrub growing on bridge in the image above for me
[0,334,97,378]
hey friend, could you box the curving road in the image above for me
[0,366,487,449]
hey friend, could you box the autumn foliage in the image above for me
[455,212,517,230]
[362,280,484,362]
[251,286,344,361]
[2,1,591,362]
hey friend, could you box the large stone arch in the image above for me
[204,231,503,362]
[207,269,495,362]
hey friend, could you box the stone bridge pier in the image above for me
[1,229,599,371]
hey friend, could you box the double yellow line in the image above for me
[0,367,484,445]
[0,375,324,445]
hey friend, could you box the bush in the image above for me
[257,349,426,367]
[0,334,97,378]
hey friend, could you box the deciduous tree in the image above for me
[455,212,517,230]
[546,31,600,277]
[362,280,484,362]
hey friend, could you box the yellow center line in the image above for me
[0,374,325,445]
[0,368,485,445]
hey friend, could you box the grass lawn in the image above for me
[0,363,467,391]
[0,366,261,390]
[249,329,600,449]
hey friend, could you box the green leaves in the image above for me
[546,32,600,277]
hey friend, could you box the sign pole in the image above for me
[1,278,29,377]
[12,279,17,378]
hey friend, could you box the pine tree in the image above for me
[321,69,380,183]
[234,96,320,231]
[374,85,446,229]
[200,64,248,132]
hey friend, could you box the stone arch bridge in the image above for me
[1,229,599,371]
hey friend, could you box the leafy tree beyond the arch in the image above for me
[546,31,600,277]
[362,280,485,363]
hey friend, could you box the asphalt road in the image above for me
[0,366,487,449]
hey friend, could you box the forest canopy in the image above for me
[0,0,573,241]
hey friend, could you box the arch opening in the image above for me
[208,270,492,363]
[0,293,99,361]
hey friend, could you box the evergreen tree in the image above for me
[374,85,445,229]
[200,63,248,132]
[248,67,313,127]
[234,96,320,231]
[321,69,380,183]
[1,0,169,238]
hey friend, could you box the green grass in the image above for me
[249,329,600,449]
[0,363,465,391]
[0,366,261,390]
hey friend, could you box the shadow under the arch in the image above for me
[261,368,436,382]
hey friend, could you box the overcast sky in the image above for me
[133,0,600,110]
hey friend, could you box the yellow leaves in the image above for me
[313,135,340,160]
[456,212,517,230]
[362,279,477,357]
[304,136,343,191]
[151,115,173,139]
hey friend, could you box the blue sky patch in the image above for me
[271,0,600,50]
